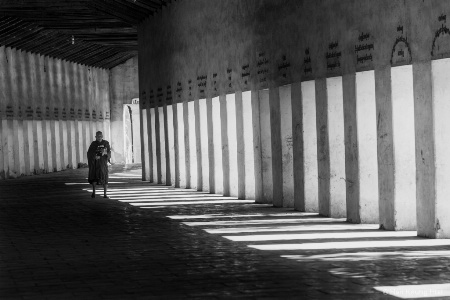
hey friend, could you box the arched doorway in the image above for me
[123,98,141,164]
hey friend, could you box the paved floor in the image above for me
[1,166,450,299]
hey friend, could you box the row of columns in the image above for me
[0,47,110,179]
[142,60,450,238]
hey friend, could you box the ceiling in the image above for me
[0,0,173,69]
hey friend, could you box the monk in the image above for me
[87,131,111,198]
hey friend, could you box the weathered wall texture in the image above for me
[138,0,450,238]
[138,0,450,98]
[110,57,139,163]
[0,46,110,179]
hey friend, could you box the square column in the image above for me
[414,59,450,238]
[226,93,239,197]
[293,81,319,212]
[279,85,294,208]
[242,91,256,199]
[212,96,223,194]
[220,95,230,196]
[376,66,417,231]
[270,87,283,208]
[150,107,158,184]
[141,108,150,181]
[163,104,170,184]
[251,90,263,202]
[316,77,346,218]
[199,98,210,192]
[158,106,166,185]
[167,105,176,186]
[187,101,197,190]
[343,71,379,224]
[176,103,186,188]
[235,91,245,199]
[259,89,272,204]
[206,98,214,192]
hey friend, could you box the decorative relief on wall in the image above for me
[277,54,291,79]
[105,111,110,120]
[390,25,412,66]
[156,87,163,104]
[431,14,450,58]
[141,90,147,108]
[355,31,374,69]
[91,109,96,120]
[53,107,59,119]
[62,108,66,119]
[6,105,13,119]
[241,64,250,88]
[303,48,313,76]
[166,85,172,105]
[149,89,154,105]
[70,108,75,119]
[212,73,218,94]
[257,52,269,85]
[46,107,51,119]
[36,107,42,120]
[84,109,90,120]
[17,106,22,119]
[25,106,33,120]
[188,79,193,98]
[176,82,182,103]
[99,111,103,120]
[77,109,82,119]
[326,41,341,71]
[197,75,207,98]
[226,68,232,89]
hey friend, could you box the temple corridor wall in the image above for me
[0,46,110,179]
[138,0,450,238]
[110,57,139,164]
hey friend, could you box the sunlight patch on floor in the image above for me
[374,283,450,299]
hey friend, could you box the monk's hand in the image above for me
[102,148,108,156]
[95,156,100,160]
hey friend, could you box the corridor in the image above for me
[1,166,450,299]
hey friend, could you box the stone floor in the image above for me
[1,165,450,299]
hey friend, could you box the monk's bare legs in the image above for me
[91,183,96,198]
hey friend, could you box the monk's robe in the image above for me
[87,140,111,185]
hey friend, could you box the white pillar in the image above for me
[188,101,197,190]
[259,89,272,204]
[391,65,416,229]
[414,59,450,238]
[242,91,255,199]
[167,105,176,186]
[141,109,150,181]
[279,85,294,208]
[212,96,223,194]
[327,77,346,218]
[226,93,239,197]
[317,77,346,218]
[158,106,166,184]
[199,98,210,192]
[344,72,379,223]
[301,81,318,212]
[150,108,158,183]
[176,103,186,188]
